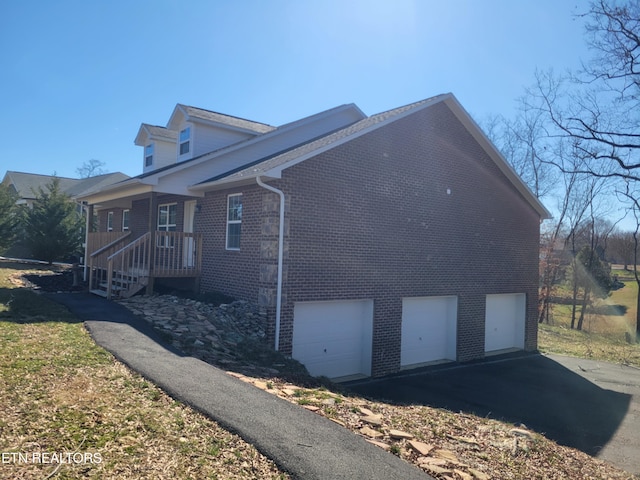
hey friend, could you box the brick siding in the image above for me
[145,101,541,377]
[272,101,540,376]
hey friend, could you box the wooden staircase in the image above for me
[89,232,151,300]
[91,268,149,299]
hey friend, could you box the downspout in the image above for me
[256,176,284,351]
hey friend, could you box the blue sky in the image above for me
[0,0,590,180]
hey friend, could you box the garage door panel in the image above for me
[401,296,457,367]
[293,300,373,379]
[485,293,526,352]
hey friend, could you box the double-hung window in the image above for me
[157,203,177,247]
[145,144,154,167]
[107,211,114,231]
[122,209,130,231]
[226,194,242,250]
[179,127,190,155]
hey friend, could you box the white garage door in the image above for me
[485,293,526,353]
[401,296,457,368]
[292,300,373,379]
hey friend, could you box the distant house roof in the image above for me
[66,172,130,197]
[1,171,129,202]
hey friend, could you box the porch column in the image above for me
[146,192,158,295]
[83,203,94,282]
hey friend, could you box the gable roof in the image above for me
[82,103,367,198]
[2,171,78,200]
[77,94,550,219]
[134,124,178,146]
[168,104,276,134]
[193,95,446,187]
[190,93,551,219]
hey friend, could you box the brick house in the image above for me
[77,94,550,379]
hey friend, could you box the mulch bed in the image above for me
[22,268,86,292]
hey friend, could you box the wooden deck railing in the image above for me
[87,231,203,297]
[87,232,131,261]
[106,232,151,299]
[154,231,203,277]
[88,232,132,290]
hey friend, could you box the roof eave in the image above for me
[441,95,552,219]
[73,177,147,201]
[189,170,281,193]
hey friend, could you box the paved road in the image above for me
[347,353,640,475]
[50,293,431,480]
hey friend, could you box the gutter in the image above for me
[255,176,284,351]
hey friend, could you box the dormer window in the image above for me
[145,144,154,167]
[179,127,190,155]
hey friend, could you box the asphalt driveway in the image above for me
[347,353,640,475]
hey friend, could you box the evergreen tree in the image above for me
[23,178,84,264]
[0,183,18,254]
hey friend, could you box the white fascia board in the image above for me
[189,175,268,192]
[74,176,156,200]
[187,116,267,135]
[190,95,551,221]
[442,96,552,219]
[167,104,188,130]
[187,103,440,192]
[79,183,153,205]
[134,125,149,146]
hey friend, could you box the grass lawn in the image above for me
[539,267,640,367]
[0,261,288,479]
[2,261,637,480]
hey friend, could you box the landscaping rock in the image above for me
[365,439,390,451]
[389,429,414,440]
[117,295,286,377]
[360,426,384,439]
[361,414,383,426]
[408,440,434,456]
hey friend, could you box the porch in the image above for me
[87,231,203,299]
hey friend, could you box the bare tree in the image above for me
[484,97,556,200]
[76,159,107,178]
[533,1,640,183]
[609,229,637,268]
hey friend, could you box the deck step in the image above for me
[90,289,108,298]
[99,283,128,292]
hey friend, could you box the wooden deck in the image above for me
[87,231,202,299]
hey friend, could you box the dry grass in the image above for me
[3,260,639,479]
[235,376,637,480]
[0,261,289,480]
[539,267,640,367]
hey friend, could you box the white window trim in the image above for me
[179,127,191,156]
[107,211,114,232]
[226,193,242,251]
[122,209,130,231]
[157,203,177,247]
[145,144,154,167]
